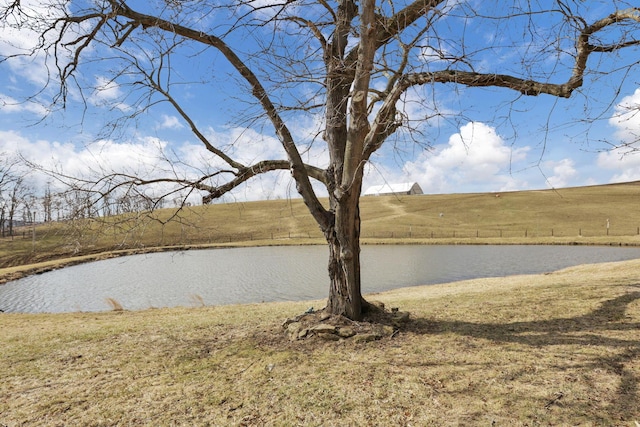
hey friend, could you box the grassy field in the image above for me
[1,259,639,425]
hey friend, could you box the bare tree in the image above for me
[6,177,31,238]
[42,184,53,223]
[0,155,19,237]
[2,1,640,319]
[0,155,33,238]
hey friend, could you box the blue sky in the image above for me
[1,0,640,203]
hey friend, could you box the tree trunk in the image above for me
[325,187,365,320]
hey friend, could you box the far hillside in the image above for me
[1,181,640,269]
[359,181,640,240]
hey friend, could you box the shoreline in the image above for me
[2,236,640,286]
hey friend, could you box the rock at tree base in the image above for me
[282,305,407,342]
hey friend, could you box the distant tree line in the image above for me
[0,154,187,237]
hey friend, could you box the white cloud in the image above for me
[608,87,640,148]
[203,126,285,165]
[397,122,529,193]
[596,88,640,183]
[0,125,303,203]
[0,93,23,113]
[0,129,167,179]
[237,0,303,23]
[0,0,70,86]
[597,150,640,183]
[158,114,184,130]
[92,77,122,102]
[395,86,455,130]
[1,0,104,112]
[419,45,449,65]
[0,93,48,116]
[544,158,577,188]
[89,76,130,112]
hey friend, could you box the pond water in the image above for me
[1,245,640,313]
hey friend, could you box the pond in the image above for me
[1,245,640,313]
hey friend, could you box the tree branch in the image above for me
[344,0,446,67]
[104,0,332,229]
[201,160,327,204]
[363,7,640,159]
[341,0,376,194]
[140,64,247,171]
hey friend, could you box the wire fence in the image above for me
[171,225,640,244]
[6,224,640,249]
[361,226,640,240]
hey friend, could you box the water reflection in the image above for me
[1,245,639,313]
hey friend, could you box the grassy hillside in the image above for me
[362,181,640,239]
[2,181,640,271]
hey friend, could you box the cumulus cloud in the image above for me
[597,88,640,183]
[419,45,450,65]
[89,76,131,112]
[158,114,184,130]
[0,126,302,203]
[397,122,529,193]
[597,150,640,183]
[0,130,169,182]
[91,77,122,102]
[203,126,284,165]
[544,158,577,188]
[609,88,640,147]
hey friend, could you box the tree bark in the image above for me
[322,196,365,321]
[324,183,365,320]
[322,0,375,321]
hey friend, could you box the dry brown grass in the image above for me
[2,259,639,425]
[104,297,124,311]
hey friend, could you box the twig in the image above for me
[544,391,564,409]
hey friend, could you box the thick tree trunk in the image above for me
[325,188,365,320]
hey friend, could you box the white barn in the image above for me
[363,182,424,196]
